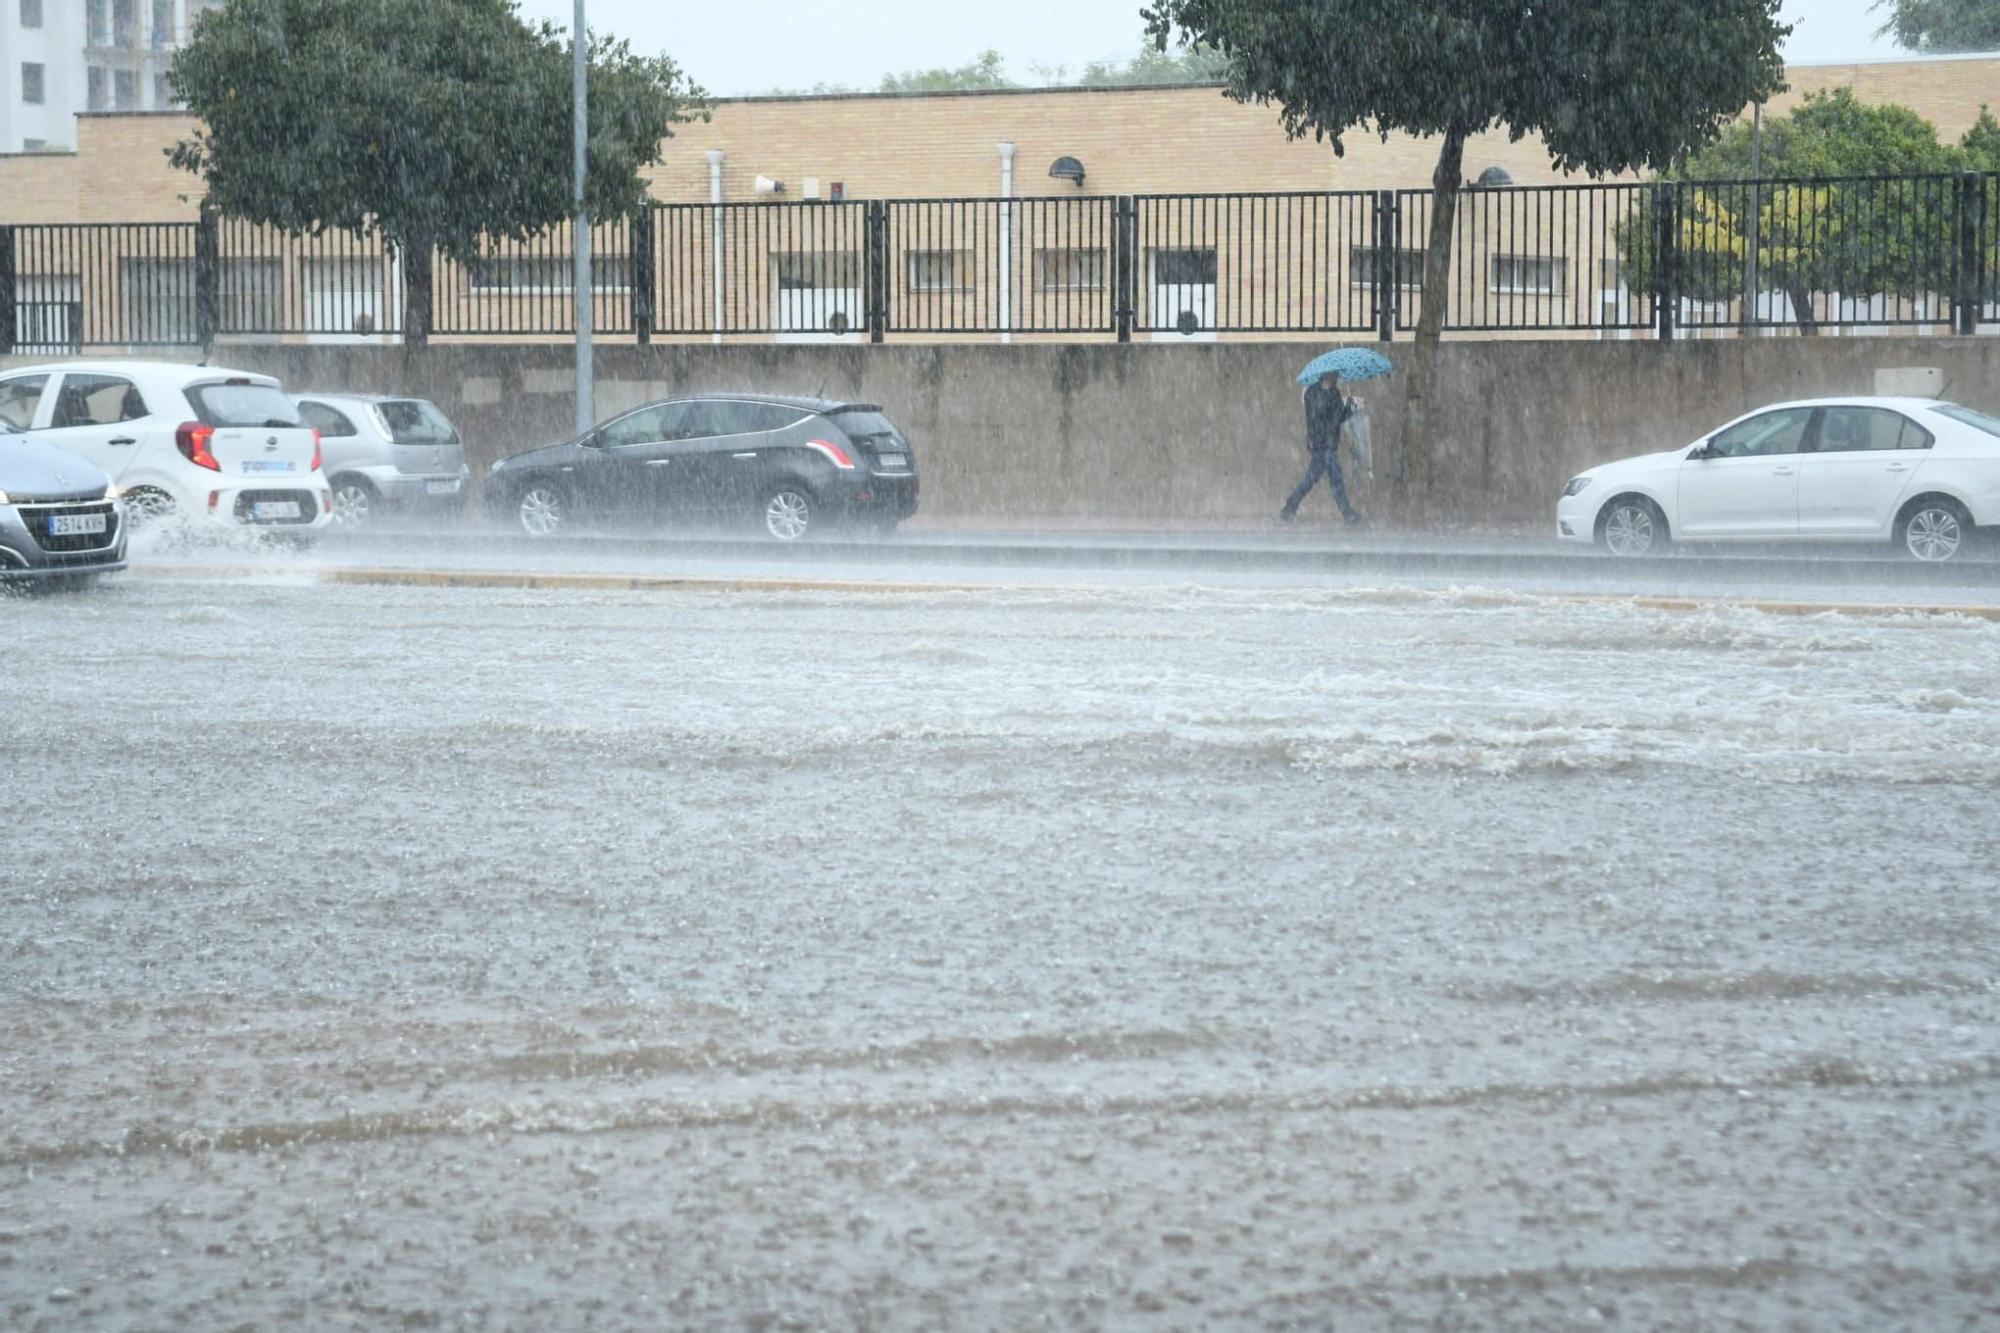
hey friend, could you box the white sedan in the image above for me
[1556,397,2000,562]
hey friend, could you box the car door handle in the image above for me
[1886,464,1911,472]
[1770,467,1795,476]
[644,459,672,467]
[732,451,759,459]
[108,436,137,446]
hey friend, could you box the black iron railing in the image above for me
[0,172,1991,352]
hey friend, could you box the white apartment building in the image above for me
[3,0,224,153]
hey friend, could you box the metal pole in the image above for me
[572,0,593,437]
[706,150,724,345]
[1744,100,1761,337]
[998,142,1014,344]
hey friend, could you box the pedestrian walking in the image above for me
[1279,372,1360,523]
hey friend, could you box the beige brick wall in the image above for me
[5,55,1995,225]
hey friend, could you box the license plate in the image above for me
[251,500,302,521]
[425,479,462,495]
[49,513,108,536]
[242,460,296,474]
[877,454,907,469]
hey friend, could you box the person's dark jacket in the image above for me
[1305,380,1351,451]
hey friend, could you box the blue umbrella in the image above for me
[1296,347,1394,387]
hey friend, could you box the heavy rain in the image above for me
[5,0,2000,1328]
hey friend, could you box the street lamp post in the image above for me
[572,0,593,436]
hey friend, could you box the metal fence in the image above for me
[1,171,1992,352]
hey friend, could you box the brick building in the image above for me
[1,52,1995,348]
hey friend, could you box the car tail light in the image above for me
[176,421,220,472]
[806,438,856,469]
[309,428,322,473]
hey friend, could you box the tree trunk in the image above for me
[1786,282,1820,336]
[400,239,433,351]
[1402,127,1466,518]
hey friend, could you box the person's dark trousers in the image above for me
[1280,446,1357,520]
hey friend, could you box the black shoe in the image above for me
[1342,511,1366,525]
[1277,510,1298,523]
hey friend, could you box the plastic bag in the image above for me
[1346,398,1374,477]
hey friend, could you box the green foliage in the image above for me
[167,0,705,259]
[1873,0,2000,53]
[1619,90,1977,331]
[1963,106,2000,169]
[877,50,1018,94]
[1142,0,1790,175]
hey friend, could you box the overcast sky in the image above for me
[513,0,1910,98]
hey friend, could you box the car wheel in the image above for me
[329,477,377,530]
[124,487,176,527]
[760,485,814,542]
[515,483,566,538]
[1896,496,1970,563]
[1597,495,1669,558]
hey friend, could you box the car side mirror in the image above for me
[1690,444,1714,461]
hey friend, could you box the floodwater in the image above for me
[3,571,1997,1328]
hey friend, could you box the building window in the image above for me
[1152,248,1218,286]
[20,0,43,30]
[153,73,172,107]
[905,250,967,292]
[21,63,46,105]
[1036,248,1106,291]
[1348,246,1427,290]
[113,0,137,47]
[88,0,108,47]
[87,66,108,111]
[1490,255,1566,296]
[114,69,139,110]
[465,254,633,292]
[772,253,859,292]
[150,0,172,48]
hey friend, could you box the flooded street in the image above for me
[4,571,1998,1328]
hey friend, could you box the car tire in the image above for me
[124,487,176,527]
[1895,495,1972,563]
[329,476,378,530]
[759,484,815,542]
[1596,495,1670,558]
[514,482,567,538]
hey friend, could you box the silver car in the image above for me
[0,421,128,587]
[294,394,473,529]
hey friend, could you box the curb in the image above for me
[126,562,2000,622]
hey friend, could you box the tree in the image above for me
[1621,89,1965,334]
[168,0,704,346]
[1142,0,1789,510]
[878,50,1018,94]
[1873,0,2000,53]
[1069,41,1231,86]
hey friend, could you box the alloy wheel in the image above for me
[518,486,564,537]
[330,482,373,529]
[763,490,811,541]
[1603,502,1657,557]
[1904,506,1962,562]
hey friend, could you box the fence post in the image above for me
[865,200,887,344]
[631,205,655,346]
[1957,171,1984,336]
[1651,188,1677,341]
[0,226,15,356]
[194,210,220,353]
[1375,191,1396,342]
[1113,196,1136,343]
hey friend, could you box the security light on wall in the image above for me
[1048,156,1086,187]
[1472,166,1514,189]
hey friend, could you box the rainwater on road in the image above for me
[3,561,1997,1328]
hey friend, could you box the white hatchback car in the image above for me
[1557,397,2000,562]
[0,361,331,532]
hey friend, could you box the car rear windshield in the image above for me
[1935,404,2000,439]
[828,410,899,441]
[187,383,303,428]
[376,398,459,445]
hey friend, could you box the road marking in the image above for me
[126,563,2000,621]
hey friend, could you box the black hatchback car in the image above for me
[485,395,919,541]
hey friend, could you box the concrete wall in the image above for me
[6,337,1999,525]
